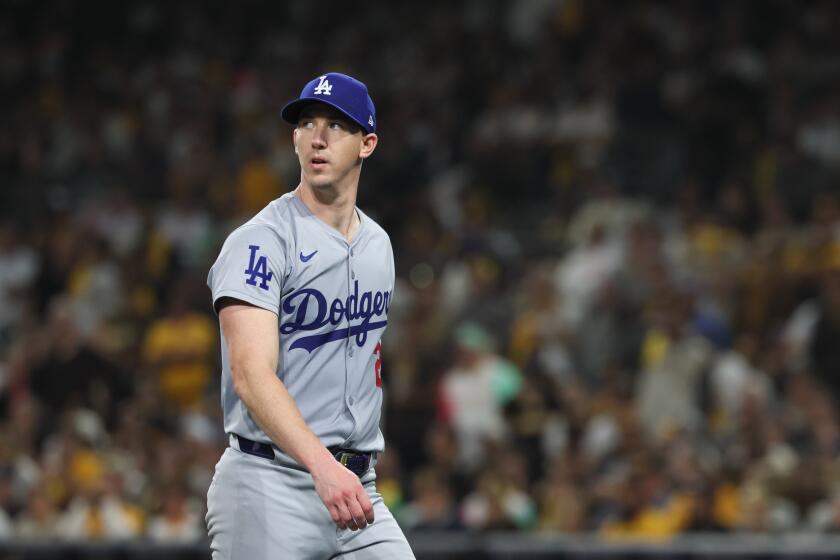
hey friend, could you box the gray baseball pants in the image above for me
[206,445,415,559]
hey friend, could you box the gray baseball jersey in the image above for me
[207,191,393,453]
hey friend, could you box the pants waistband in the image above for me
[231,434,375,477]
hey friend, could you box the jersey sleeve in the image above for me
[207,224,288,315]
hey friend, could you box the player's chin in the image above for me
[307,175,333,189]
[307,170,338,187]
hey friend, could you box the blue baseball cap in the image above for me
[281,72,376,134]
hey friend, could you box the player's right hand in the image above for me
[311,457,375,531]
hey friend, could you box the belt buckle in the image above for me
[334,450,369,477]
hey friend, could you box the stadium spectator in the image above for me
[439,322,523,471]
[141,279,216,409]
[15,489,59,538]
[146,486,203,543]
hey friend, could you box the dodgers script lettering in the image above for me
[280,280,390,353]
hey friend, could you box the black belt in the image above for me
[234,435,373,477]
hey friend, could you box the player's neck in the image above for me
[294,182,360,242]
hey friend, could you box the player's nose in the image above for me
[310,123,328,148]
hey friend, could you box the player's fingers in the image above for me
[357,487,375,524]
[347,497,368,530]
[328,504,345,529]
[336,501,355,531]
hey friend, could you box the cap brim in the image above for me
[280,97,368,133]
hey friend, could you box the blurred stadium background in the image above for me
[2,0,840,558]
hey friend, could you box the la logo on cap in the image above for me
[313,75,332,96]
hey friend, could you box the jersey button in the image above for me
[350,248,354,256]
[349,396,355,405]
[348,347,354,357]
[351,270,355,279]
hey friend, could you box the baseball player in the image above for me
[205,73,414,558]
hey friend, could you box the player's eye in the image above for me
[329,121,344,130]
[300,120,315,128]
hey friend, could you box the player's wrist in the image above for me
[301,444,336,474]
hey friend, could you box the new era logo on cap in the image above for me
[281,72,376,134]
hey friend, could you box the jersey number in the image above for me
[374,341,382,388]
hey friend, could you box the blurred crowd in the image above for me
[2,0,840,542]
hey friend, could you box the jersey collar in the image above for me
[287,192,367,246]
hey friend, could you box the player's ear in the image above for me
[359,133,377,160]
[293,129,300,155]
